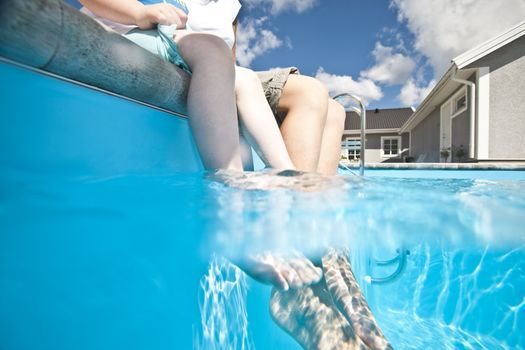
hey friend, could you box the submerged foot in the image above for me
[270,280,369,350]
[211,169,344,192]
[235,251,323,291]
[323,249,393,350]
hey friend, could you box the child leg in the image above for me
[235,66,295,171]
[176,33,243,171]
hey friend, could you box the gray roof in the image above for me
[344,107,414,130]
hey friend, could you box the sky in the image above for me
[65,0,525,109]
[236,0,525,109]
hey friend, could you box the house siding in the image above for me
[411,107,440,162]
[451,81,472,160]
[344,132,409,163]
[468,36,525,159]
[451,110,470,160]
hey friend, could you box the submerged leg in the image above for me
[323,249,393,350]
[270,279,369,350]
[235,251,323,291]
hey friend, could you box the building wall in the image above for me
[451,109,470,160]
[344,132,408,163]
[365,134,383,163]
[468,36,525,159]
[410,107,441,162]
[450,82,472,160]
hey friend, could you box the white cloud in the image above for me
[242,0,318,14]
[397,78,436,106]
[314,67,383,106]
[361,42,416,85]
[390,0,525,76]
[236,17,283,67]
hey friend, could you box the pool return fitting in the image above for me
[365,248,410,284]
[333,93,366,176]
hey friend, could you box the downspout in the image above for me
[451,66,476,159]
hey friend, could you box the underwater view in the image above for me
[1,169,524,350]
[2,0,525,348]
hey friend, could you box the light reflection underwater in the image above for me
[0,170,524,349]
[199,170,525,349]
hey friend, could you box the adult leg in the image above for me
[276,75,329,172]
[176,33,243,170]
[323,250,393,350]
[270,249,393,350]
[317,99,346,175]
[235,66,295,171]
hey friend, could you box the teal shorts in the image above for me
[123,26,192,74]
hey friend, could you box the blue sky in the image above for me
[67,0,525,109]
[236,0,525,109]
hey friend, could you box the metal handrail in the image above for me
[333,93,366,176]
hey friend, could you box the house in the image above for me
[341,107,414,163]
[400,20,525,163]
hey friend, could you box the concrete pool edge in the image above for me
[341,161,525,170]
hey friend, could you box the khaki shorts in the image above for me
[256,67,299,125]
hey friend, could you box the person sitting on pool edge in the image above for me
[80,0,297,172]
[78,1,390,348]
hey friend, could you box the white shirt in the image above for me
[186,0,241,49]
[81,0,241,48]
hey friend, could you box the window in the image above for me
[381,136,401,157]
[452,90,467,115]
[341,138,361,161]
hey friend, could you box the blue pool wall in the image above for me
[0,60,203,178]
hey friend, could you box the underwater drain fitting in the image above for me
[365,248,410,284]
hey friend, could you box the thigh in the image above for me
[277,75,328,112]
[255,67,298,122]
[276,75,329,119]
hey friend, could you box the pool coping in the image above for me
[340,161,525,170]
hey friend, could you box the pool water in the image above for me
[1,169,524,349]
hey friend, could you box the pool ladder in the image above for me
[365,248,410,284]
[333,93,366,176]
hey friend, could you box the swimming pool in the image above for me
[1,60,524,350]
[1,168,524,350]
[236,169,525,350]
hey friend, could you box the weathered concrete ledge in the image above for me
[0,0,190,115]
[341,161,525,170]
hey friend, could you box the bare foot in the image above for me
[323,249,393,350]
[235,251,323,291]
[270,280,369,350]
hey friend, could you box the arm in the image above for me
[80,0,187,29]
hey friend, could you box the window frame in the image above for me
[341,137,361,161]
[380,136,402,158]
[451,86,468,119]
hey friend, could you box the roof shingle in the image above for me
[344,107,414,130]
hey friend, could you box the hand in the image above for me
[134,3,188,30]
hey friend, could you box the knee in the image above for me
[297,77,330,112]
[178,33,234,70]
[327,99,346,130]
[235,67,261,93]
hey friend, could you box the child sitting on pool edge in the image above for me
[79,0,295,172]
